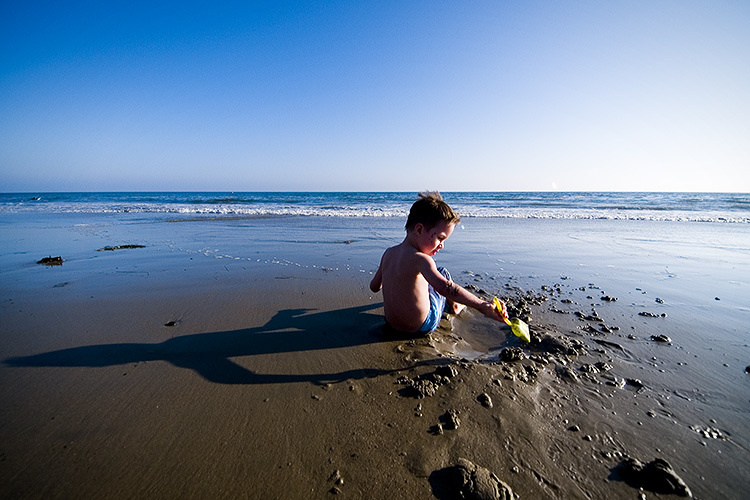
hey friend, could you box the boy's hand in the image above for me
[492,296,509,319]
[480,299,507,322]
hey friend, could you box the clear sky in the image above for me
[1,1,748,192]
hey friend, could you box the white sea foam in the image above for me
[1,192,748,223]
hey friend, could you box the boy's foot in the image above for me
[447,301,466,315]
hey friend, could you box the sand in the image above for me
[1,216,749,499]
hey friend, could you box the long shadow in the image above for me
[5,303,423,385]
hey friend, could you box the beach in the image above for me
[1,194,749,499]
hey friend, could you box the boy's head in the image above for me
[405,191,461,231]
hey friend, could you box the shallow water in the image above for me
[3,211,747,369]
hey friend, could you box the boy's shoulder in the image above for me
[383,241,432,266]
[385,240,417,256]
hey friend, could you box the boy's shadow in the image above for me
[5,303,412,385]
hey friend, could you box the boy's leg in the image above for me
[438,267,466,315]
[420,267,466,333]
[419,282,446,333]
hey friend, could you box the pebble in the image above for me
[441,409,461,430]
[640,311,667,318]
[435,364,459,378]
[626,378,644,389]
[607,377,626,389]
[328,470,344,495]
[500,347,526,362]
[477,393,493,408]
[690,425,728,440]
[651,335,672,343]
[556,365,580,383]
[398,368,453,398]
[579,363,598,374]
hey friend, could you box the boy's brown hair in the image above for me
[405,191,461,231]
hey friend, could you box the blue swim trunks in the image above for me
[419,267,451,333]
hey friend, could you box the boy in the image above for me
[370,192,507,333]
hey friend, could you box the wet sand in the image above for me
[1,216,749,499]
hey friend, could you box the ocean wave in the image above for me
[1,192,749,223]
[1,201,748,223]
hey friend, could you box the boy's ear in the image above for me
[414,223,425,234]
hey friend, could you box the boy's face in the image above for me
[415,220,455,256]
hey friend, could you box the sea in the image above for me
[1,191,748,345]
[1,191,749,311]
[3,189,748,341]
[1,191,749,222]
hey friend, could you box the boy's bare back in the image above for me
[370,232,446,332]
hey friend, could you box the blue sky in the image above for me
[1,1,748,192]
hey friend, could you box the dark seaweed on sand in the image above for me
[97,245,146,251]
[37,256,63,266]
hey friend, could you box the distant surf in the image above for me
[1,192,748,223]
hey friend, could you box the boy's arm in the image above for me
[369,265,382,293]
[419,255,506,321]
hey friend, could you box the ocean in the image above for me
[1,191,749,222]
[2,191,749,313]
[2,190,748,359]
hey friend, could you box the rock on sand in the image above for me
[615,457,692,497]
[430,458,515,500]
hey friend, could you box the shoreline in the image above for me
[1,215,749,498]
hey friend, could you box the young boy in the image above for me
[370,191,507,334]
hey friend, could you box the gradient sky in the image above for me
[1,1,748,192]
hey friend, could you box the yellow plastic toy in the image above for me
[493,296,530,343]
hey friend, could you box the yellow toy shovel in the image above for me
[493,297,530,343]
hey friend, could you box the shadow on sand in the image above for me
[5,303,428,385]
